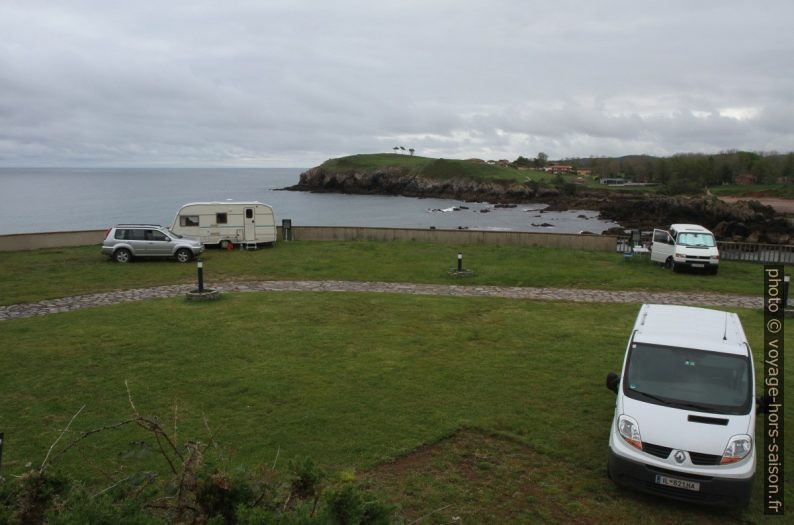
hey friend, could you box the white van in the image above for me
[650,224,720,274]
[606,304,761,507]
[171,202,276,248]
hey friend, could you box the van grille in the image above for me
[642,442,672,459]
[689,452,722,466]
[643,443,722,465]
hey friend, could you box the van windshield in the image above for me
[676,232,715,247]
[624,343,752,415]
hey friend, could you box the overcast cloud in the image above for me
[1,0,793,167]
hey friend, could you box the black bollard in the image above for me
[457,253,463,272]
[197,261,204,293]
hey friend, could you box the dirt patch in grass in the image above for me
[361,428,751,524]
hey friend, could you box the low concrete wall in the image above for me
[0,230,106,252]
[0,227,617,252]
[283,226,616,251]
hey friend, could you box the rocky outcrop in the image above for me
[287,166,793,244]
[599,195,792,244]
[289,166,543,203]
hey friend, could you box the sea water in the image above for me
[0,167,620,235]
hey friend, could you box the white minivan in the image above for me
[606,304,762,507]
[650,224,720,274]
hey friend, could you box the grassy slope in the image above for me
[0,241,766,305]
[708,183,794,199]
[320,153,538,182]
[0,293,788,522]
[325,153,793,197]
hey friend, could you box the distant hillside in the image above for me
[285,153,793,244]
[285,153,565,204]
[318,154,540,183]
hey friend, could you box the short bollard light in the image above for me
[449,252,473,277]
[185,259,219,301]
[197,261,204,293]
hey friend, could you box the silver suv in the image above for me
[101,224,204,263]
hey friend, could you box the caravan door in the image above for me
[244,207,256,241]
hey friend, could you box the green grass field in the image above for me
[708,183,794,199]
[0,239,785,522]
[0,241,765,306]
[0,293,789,523]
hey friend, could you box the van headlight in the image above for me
[721,434,752,464]
[618,415,643,450]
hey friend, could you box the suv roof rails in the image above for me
[114,224,163,227]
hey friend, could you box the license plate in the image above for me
[691,263,704,268]
[655,474,700,492]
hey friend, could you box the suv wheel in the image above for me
[175,248,193,263]
[114,248,132,263]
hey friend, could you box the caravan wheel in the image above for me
[220,240,230,249]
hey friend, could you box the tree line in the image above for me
[562,151,794,192]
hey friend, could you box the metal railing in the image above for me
[717,241,794,264]
[617,237,794,264]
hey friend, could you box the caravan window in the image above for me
[216,213,228,224]
[180,215,200,227]
[245,209,254,219]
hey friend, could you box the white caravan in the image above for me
[606,304,762,507]
[171,202,276,248]
[650,224,720,274]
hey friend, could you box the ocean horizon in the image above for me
[0,167,620,235]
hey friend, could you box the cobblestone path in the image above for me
[0,280,762,321]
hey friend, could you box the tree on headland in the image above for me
[393,147,399,154]
[399,146,406,152]
[512,156,533,167]
[409,148,415,156]
[533,152,548,168]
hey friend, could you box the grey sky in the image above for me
[1,0,792,167]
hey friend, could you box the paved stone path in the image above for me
[0,280,762,322]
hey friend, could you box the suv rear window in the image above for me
[114,229,147,240]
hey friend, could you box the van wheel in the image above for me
[175,249,193,263]
[672,262,680,273]
[664,257,673,269]
[710,266,719,275]
[220,240,230,249]
[114,249,132,263]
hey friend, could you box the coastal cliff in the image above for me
[287,160,792,243]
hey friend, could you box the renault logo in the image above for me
[674,450,686,464]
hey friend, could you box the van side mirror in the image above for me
[756,395,770,414]
[606,372,620,394]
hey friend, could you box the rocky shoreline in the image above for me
[286,166,793,244]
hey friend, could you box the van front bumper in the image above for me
[608,450,753,507]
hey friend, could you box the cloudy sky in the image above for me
[1,1,792,167]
